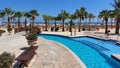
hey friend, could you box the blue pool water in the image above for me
[39,34,120,68]
[73,37,120,57]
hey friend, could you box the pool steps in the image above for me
[79,40,110,51]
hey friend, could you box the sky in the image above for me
[0,0,115,22]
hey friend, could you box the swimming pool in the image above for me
[39,34,120,68]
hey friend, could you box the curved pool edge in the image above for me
[39,36,86,68]
[56,40,86,68]
[40,33,70,38]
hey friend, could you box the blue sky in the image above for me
[0,0,115,22]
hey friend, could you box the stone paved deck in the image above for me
[30,37,86,68]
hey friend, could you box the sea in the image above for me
[0,22,115,26]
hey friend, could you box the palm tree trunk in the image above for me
[84,18,87,29]
[99,18,102,28]
[32,20,34,28]
[18,18,21,32]
[7,17,11,28]
[78,18,81,32]
[70,25,72,32]
[48,20,50,30]
[62,19,65,32]
[110,18,113,29]
[70,20,72,36]
[115,22,119,34]
[74,26,76,36]
[2,18,4,23]
[55,20,57,32]
[25,18,27,28]
[89,18,91,31]
[45,21,48,31]
[105,21,108,34]
[115,17,120,34]
[32,17,34,28]
[71,29,72,36]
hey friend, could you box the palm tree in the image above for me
[14,11,23,31]
[99,10,110,33]
[48,16,51,26]
[92,15,96,23]
[59,10,69,32]
[46,15,52,29]
[75,7,86,32]
[11,15,16,25]
[98,14,102,23]
[29,9,39,28]
[84,11,89,28]
[51,16,58,31]
[111,0,120,34]
[43,14,48,31]
[88,13,94,31]
[4,8,14,28]
[109,10,115,29]
[0,10,5,23]
[24,12,31,28]
[98,14,103,28]
[57,13,62,24]
[69,14,76,36]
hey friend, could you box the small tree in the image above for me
[26,29,38,47]
[0,52,14,68]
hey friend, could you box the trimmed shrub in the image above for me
[26,32,37,41]
[26,29,38,46]
[0,52,14,68]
